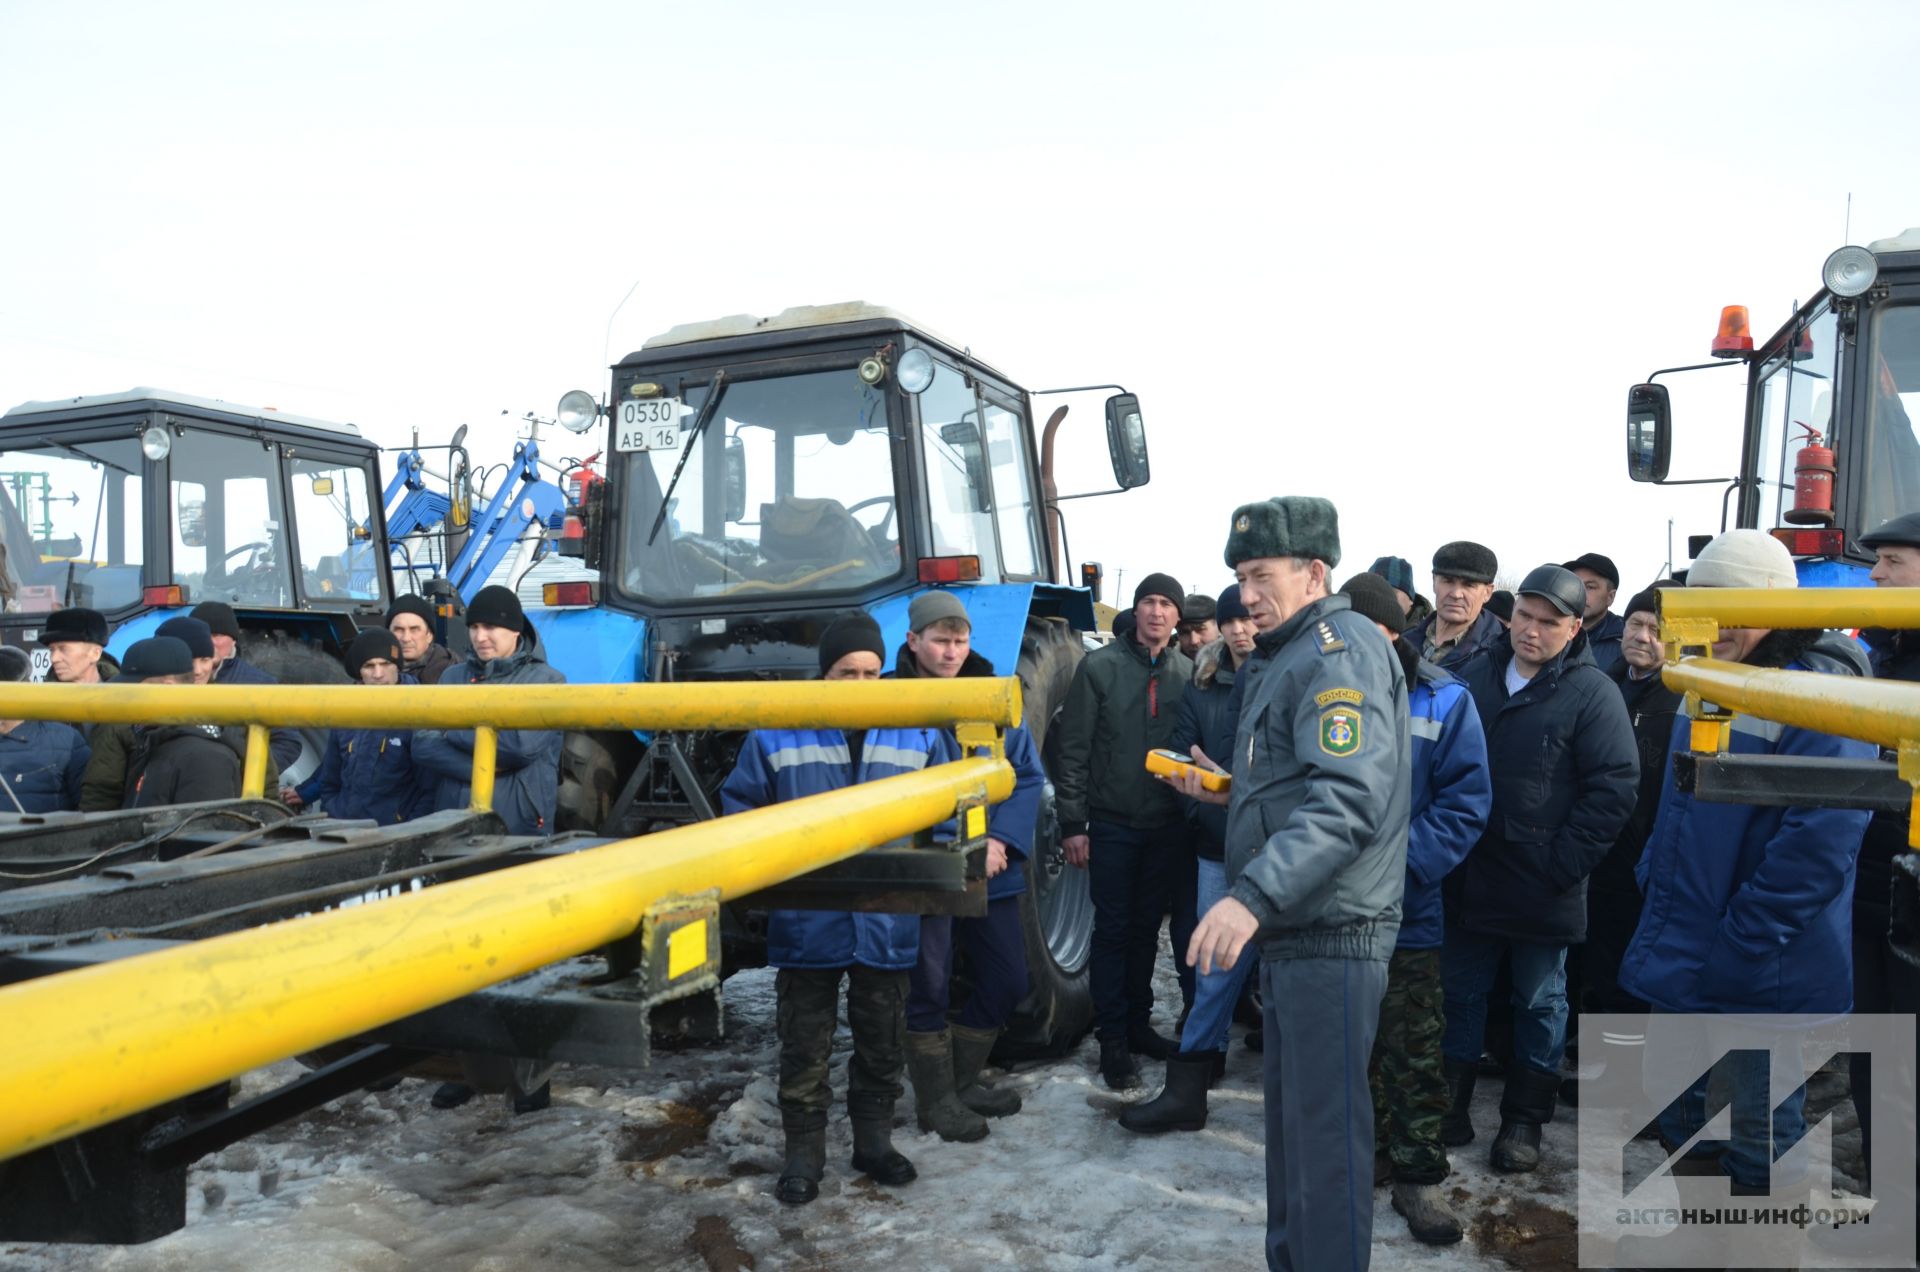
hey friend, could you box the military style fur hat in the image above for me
[1223,497,1340,569]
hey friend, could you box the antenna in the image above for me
[1846,192,1853,243]
[603,280,642,370]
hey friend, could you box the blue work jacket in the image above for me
[0,719,89,813]
[1397,659,1492,950]
[294,678,432,825]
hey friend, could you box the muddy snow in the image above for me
[7,946,1871,1272]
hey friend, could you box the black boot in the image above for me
[1128,1024,1178,1061]
[511,1081,551,1115]
[1099,1036,1142,1091]
[1440,1057,1478,1147]
[850,1118,916,1186]
[1208,1050,1227,1088]
[776,1128,826,1205]
[1491,1066,1559,1173]
[1117,1053,1213,1134]
[430,1081,475,1110]
[1243,1027,1263,1053]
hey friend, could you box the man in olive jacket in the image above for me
[1056,572,1193,1090]
[1184,496,1410,1272]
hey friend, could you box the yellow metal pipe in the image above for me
[1661,657,1920,753]
[0,678,1021,732]
[240,724,271,798]
[0,755,1012,1162]
[469,725,497,812]
[1660,586,1920,632]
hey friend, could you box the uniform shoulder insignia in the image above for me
[1314,621,1346,654]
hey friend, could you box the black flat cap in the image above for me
[1516,564,1586,618]
[1561,552,1620,588]
[1861,512,1920,552]
[1431,541,1497,585]
[119,636,194,680]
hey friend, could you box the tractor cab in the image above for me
[0,390,391,675]
[1628,228,1920,584]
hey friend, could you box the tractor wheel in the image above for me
[995,615,1094,1059]
[244,633,350,789]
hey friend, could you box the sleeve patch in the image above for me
[1314,687,1365,708]
[1319,706,1363,757]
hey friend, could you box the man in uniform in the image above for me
[1183,496,1411,1272]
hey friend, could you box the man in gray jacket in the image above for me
[1183,495,1411,1272]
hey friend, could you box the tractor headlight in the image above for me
[140,426,172,461]
[1823,245,1878,299]
[557,389,600,434]
[896,347,935,395]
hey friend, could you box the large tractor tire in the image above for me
[245,633,351,789]
[995,615,1095,1059]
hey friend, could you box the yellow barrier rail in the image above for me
[0,754,1014,1162]
[0,678,1023,803]
[1660,586,1920,651]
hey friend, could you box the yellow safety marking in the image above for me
[668,918,707,980]
[966,805,987,840]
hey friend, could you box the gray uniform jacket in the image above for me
[1225,594,1411,963]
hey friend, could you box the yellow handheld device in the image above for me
[1145,749,1231,793]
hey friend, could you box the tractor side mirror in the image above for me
[1105,393,1150,490]
[724,436,748,523]
[1080,560,1104,605]
[1626,383,1672,483]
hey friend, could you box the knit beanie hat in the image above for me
[1687,529,1798,589]
[155,616,216,660]
[1215,584,1250,625]
[1339,573,1406,634]
[387,594,437,629]
[1623,588,1661,622]
[346,628,403,679]
[818,612,886,674]
[1223,496,1340,569]
[465,585,527,633]
[1486,590,1515,624]
[1369,556,1416,598]
[1133,572,1185,611]
[908,590,971,633]
[189,601,242,641]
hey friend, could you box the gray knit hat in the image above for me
[1223,496,1340,569]
[1688,529,1797,589]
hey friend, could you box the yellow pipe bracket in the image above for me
[469,726,498,812]
[241,724,271,798]
[1900,742,1920,851]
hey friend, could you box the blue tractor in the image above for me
[1627,227,1920,585]
[536,303,1152,1054]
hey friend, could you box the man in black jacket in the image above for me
[118,637,243,808]
[191,601,301,773]
[1562,552,1626,675]
[388,595,459,686]
[1056,572,1194,1090]
[1440,564,1637,1174]
[1416,541,1505,670]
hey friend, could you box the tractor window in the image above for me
[918,361,1002,577]
[168,432,292,607]
[1860,304,1920,538]
[617,366,903,601]
[1748,307,1838,531]
[983,399,1042,577]
[0,437,145,614]
[290,458,382,602]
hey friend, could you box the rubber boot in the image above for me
[1207,1050,1227,1088]
[775,1128,826,1205]
[1439,1057,1478,1147]
[1391,1181,1466,1245]
[905,1030,989,1142]
[849,1119,916,1186]
[1491,1065,1559,1174]
[1117,1052,1213,1134]
[1128,1023,1178,1061]
[511,1081,551,1115]
[1099,1036,1142,1091]
[430,1081,475,1110]
[950,1023,1021,1118]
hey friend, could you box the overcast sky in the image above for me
[6,1,1920,608]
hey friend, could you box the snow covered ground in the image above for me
[8,948,1869,1272]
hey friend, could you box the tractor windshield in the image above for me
[1858,303,1920,537]
[616,366,903,601]
[0,436,145,614]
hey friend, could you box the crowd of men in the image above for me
[9,500,1916,1269]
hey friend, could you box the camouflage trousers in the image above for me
[775,965,908,1134]
[1367,946,1450,1184]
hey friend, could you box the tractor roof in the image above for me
[3,388,363,438]
[642,302,961,352]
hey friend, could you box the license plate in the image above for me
[28,647,51,683]
[614,398,683,452]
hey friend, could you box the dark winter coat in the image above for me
[1620,630,1874,1017]
[1584,611,1627,676]
[81,705,276,812]
[0,720,90,813]
[1415,607,1506,671]
[1588,661,1684,900]
[126,724,242,808]
[1168,639,1244,862]
[1054,631,1192,835]
[1857,627,1920,917]
[891,645,1046,901]
[1225,595,1411,963]
[1397,647,1492,950]
[412,628,567,835]
[293,675,433,825]
[214,654,302,772]
[1449,633,1639,945]
[404,643,459,689]
[721,723,946,969]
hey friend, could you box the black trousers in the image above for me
[1088,818,1180,1041]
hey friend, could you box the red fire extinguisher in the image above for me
[1784,423,1835,526]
